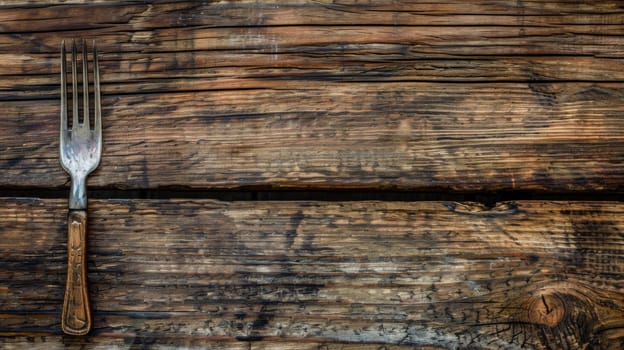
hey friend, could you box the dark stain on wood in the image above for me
[444,201,521,217]
[566,212,623,278]
[286,210,304,249]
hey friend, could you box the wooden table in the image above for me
[1,1,623,349]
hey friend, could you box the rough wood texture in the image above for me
[1,1,623,191]
[1,1,623,348]
[0,337,426,350]
[1,198,623,348]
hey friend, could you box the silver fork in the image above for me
[59,39,101,336]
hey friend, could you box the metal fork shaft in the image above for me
[69,174,87,209]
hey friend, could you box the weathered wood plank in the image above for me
[1,1,623,191]
[1,198,622,348]
[2,82,623,190]
[3,26,624,83]
[1,1,623,30]
[2,4,624,87]
[5,54,624,93]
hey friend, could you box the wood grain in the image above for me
[2,2,622,349]
[0,337,426,350]
[1,198,622,348]
[1,1,623,191]
[2,82,623,191]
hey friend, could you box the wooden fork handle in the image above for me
[62,210,92,335]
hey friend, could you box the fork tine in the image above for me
[82,39,90,129]
[71,40,79,128]
[60,40,68,135]
[93,40,101,148]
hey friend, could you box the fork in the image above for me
[59,39,101,336]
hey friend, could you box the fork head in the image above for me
[60,39,102,209]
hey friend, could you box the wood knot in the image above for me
[528,293,565,327]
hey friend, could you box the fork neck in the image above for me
[69,175,87,209]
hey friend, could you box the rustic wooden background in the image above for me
[1,1,623,349]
